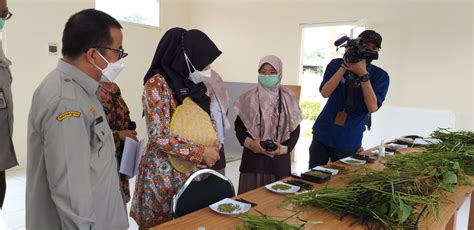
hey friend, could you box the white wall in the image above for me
[5,0,190,169]
[472,1,474,130]
[4,0,473,169]
[187,0,473,131]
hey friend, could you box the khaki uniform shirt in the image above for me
[26,60,128,230]
[0,44,18,171]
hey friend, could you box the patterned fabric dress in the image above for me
[98,82,132,203]
[130,74,205,228]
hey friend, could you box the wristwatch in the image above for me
[359,73,370,82]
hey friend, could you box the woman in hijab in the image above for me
[98,81,137,204]
[234,55,302,194]
[202,69,230,175]
[130,28,221,228]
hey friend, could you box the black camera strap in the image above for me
[344,71,373,131]
[257,88,282,140]
[344,72,359,113]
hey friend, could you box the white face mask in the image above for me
[94,50,125,82]
[184,52,211,84]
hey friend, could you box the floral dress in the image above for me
[130,74,205,228]
[98,82,132,202]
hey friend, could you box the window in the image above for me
[96,0,160,28]
[293,21,367,171]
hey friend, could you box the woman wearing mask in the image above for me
[130,28,221,228]
[234,55,302,194]
[98,82,137,203]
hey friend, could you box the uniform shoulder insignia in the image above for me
[90,107,97,117]
[56,111,81,121]
[60,78,76,99]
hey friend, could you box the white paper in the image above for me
[119,137,145,179]
[264,152,275,158]
[0,209,12,230]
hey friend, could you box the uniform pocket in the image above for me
[0,88,10,133]
[0,98,16,170]
[95,124,108,143]
[0,66,13,85]
[91,118,113,171]
[0,87,7,110]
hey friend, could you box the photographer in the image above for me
[309,30,390,168]
[234,55,302,194]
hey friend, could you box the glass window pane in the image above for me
[96,0,160,28]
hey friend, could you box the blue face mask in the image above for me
[0,20,4,31]
[258,74,280,88]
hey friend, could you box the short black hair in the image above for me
[62,9,122,59]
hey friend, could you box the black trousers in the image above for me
[308,139,356,168]
[0,171,5,208]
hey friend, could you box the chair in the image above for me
[171,168,235,218]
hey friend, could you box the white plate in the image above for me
[340,157,366,166]
[311,166,339,175]
[386,143,408,150]
[265,181,300,194]
[209,198,251,215]
[413,138,441,145]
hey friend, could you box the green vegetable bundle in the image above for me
[286,172,440,229]
[285,128,474,229]
[237,210,322,230]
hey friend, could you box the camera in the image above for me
[128,121,136,131]
[334,35,379,63]
[260,140,278,152]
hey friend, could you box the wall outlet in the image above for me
[48,43,58,55]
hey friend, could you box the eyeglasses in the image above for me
[95,47,128,59]
[0,11,12,20]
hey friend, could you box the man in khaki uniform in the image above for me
[0,0,18,208]
[26,9,128,229]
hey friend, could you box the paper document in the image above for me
[413,138,441,145]
[119,137,145,179]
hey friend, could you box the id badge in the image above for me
[0,90,6,109]
[334,111,347,126]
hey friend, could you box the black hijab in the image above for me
[143,28,222,115]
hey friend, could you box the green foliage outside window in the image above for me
[300,101,321,121]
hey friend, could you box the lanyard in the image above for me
[257,88,282,140]
[344,71,359,113]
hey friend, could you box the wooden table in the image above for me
[154,148,473,230]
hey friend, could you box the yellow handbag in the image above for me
[169,97,217,174]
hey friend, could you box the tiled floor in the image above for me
[0,160,243,230]
[2,161,472,230]
[2,169,26,230]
